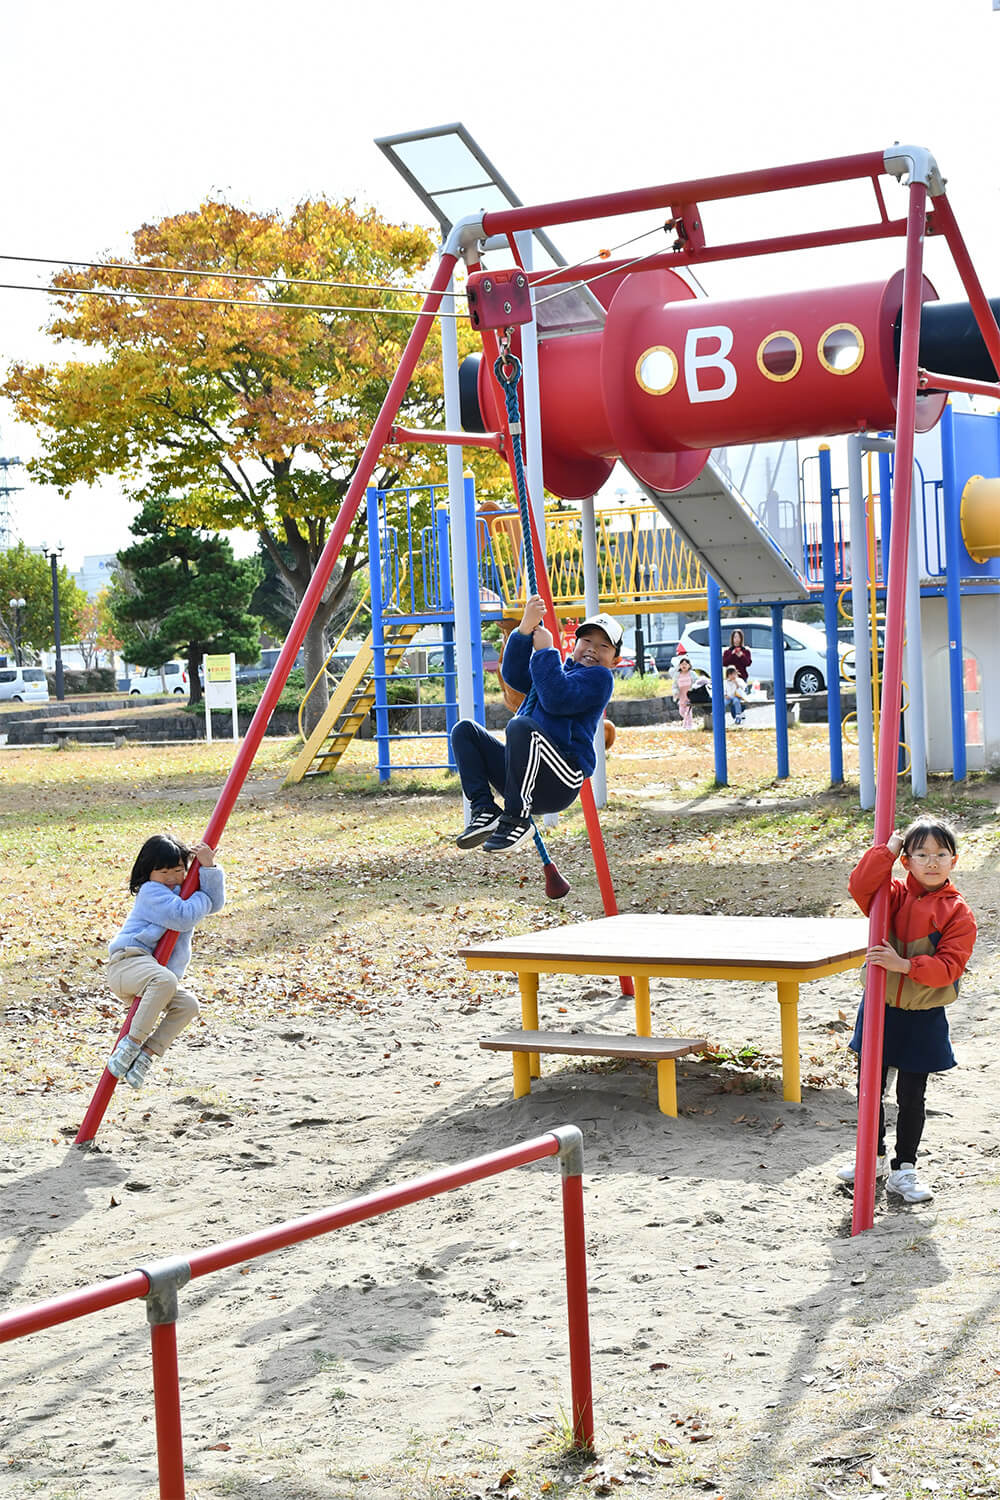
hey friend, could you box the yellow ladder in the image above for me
[284,621,421,784]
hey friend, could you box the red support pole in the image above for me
[528,216,909,284]
[851,181,928,1236]
[918,368,1000,400]
[74,250,460,1146]
[150,1322,186,1500]
[560,1166,595,1449]
[931,195,1000,382]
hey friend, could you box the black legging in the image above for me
[862,1060,928,1167]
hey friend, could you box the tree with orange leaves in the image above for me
[4,199,502,728]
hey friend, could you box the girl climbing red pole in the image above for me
[75,250,462,1145]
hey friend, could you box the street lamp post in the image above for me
[8,597,26,667]
[42,544,65,700]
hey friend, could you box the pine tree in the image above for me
[111,499,262,704]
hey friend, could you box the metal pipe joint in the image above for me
[136,1257,192,1326]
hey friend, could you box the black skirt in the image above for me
[849,999,955,1074]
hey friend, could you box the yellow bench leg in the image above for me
[519,973,541,1078]
[777,980,801,1103]
[633,975,652,1037]
[657,1058,677,1116]
[512,1051,532,1099]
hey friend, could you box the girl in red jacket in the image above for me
[838,817,976,1204]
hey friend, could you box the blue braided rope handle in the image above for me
[494,351,540,718]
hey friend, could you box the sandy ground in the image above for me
[2,754,1000,1499]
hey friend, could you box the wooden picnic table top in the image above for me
[460,913,870,972]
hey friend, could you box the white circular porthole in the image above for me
[635,345,679,395]
[757,330,802,382]
[818,323,864,375]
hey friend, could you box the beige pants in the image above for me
[107,948,200,1057]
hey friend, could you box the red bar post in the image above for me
[851,180,928,1236]
[74,251,460,1145]
[151,1322,186,1500]
[554,1127,595,1450]
[141,1257,191,1500]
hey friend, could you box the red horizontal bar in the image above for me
[187,1134,560,1278]
[0,1135,562,1344]
[530,217,910,290]
[388,423,505,453]
[482,150,889,237]
[0,1271,149,1344]
[919,367,1000,399]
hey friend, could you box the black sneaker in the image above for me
[456,806,502,849]
[483,816,534,853]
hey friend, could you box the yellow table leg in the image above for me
[777,980,801,1103]
[519,972,541,1078]
[657,1058,677,1116]
[512,1051,532,1099]
[634,975,652,1037]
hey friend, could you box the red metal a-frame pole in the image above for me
[74,251,460,1145]
[849,181,928,1233]
[850,185,1000,1234]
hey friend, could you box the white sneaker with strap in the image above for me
[886,1162,933,1203]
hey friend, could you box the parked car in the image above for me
[838,625,885,681]
[235,647,306,684]
[407,644,501,675]
[647,641,679,673]
[128,662,189,696]
[0,666,49,702]
[669,617,849,695]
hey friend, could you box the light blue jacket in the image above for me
[108,866,225,978]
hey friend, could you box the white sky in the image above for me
[2,0,999,569]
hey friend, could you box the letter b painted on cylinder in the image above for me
[684,325,738,404]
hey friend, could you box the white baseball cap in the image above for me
[575,613,624,652]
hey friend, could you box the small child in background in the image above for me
[106,835,225,1088]
[673,655,695,729]
[838,816,976,1203]
[723,666,746,725]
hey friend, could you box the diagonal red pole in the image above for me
[74,251,460,1145]
[851,181,928,1233]
[929,193,1000,380]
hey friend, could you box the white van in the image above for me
[0,666,50,702]
[128,662,189,696]
[670,617,848,695]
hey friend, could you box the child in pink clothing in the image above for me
[673,656,694,729]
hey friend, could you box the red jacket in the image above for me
[849,844,976,1010]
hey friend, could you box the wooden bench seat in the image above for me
[480,1030,708,1116]
[44,725,129,748]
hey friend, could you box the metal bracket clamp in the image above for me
[136,1256,192,1326]
[552,1124,585,1179]
[884,144,946,197]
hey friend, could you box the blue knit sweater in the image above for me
[108,866,226,979]
[502,632,613,778]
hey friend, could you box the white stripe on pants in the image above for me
[107,949,199,1057]
[513,723,583,818]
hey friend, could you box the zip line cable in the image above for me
[529,221,670,299]
[0,251,467,302]
[0,280,465,319]
[0,217,674,320]
[533,235,681,309]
